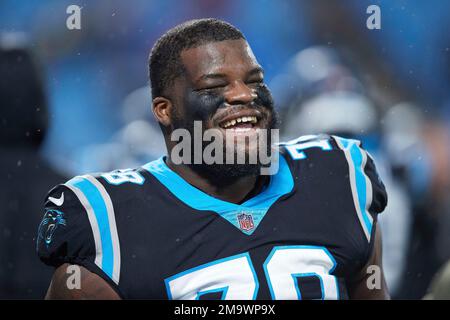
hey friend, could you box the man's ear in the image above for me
[152,97,173,127]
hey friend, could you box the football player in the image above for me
[37,19,388,299]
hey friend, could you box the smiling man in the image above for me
[37,19,389,299]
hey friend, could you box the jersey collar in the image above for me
[142,153,294,235]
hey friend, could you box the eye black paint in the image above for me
[182,83,274,125]
[185,90,226,122]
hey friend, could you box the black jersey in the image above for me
[37,134,387,299]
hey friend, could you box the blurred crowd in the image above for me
[1,0,450,299]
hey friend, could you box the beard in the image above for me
[170,83,280,187]
[193,113,279,186]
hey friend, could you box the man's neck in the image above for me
[165,157,262,204]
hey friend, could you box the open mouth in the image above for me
[218,115,260,131]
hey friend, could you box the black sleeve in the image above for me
[363,151,388,267]
[364,151,388,218]
[331,135,388,219]
[36,182,122,296]
[329,135,389,276]
[37,184,97,266]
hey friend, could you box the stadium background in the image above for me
[1,0,450,299]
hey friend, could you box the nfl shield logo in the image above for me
[237,212,255,232]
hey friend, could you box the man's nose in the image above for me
[224,80,257,105]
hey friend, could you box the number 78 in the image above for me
[165,245,339,300]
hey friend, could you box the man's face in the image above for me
[177,38,274,132]
[169,39,277,180]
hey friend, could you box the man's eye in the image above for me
[196,85,225,92]
[246,79,263,85]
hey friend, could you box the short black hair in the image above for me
[149,18,245,98]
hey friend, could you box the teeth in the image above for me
[222,116,258,128]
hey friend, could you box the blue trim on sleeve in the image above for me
[338,138,373,235]
[349,143,373,235]
[67,177,115,280]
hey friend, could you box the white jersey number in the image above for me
[165,246,339,300]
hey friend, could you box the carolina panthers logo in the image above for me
[38,209,66,247]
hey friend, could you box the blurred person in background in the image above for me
[0,33,66,298]
[383,103,448,299]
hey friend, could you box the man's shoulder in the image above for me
[37,162,165,288]
[279,134,388,239]
[41,160,169,227]
[278,134,355,164]
[56,161,164,199]
[76,165,149,189]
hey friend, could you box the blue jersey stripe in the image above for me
[348,143,372,235]
[68,177,115,279]
[335,137,373,237]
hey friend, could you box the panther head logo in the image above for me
[38,209,66,247]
